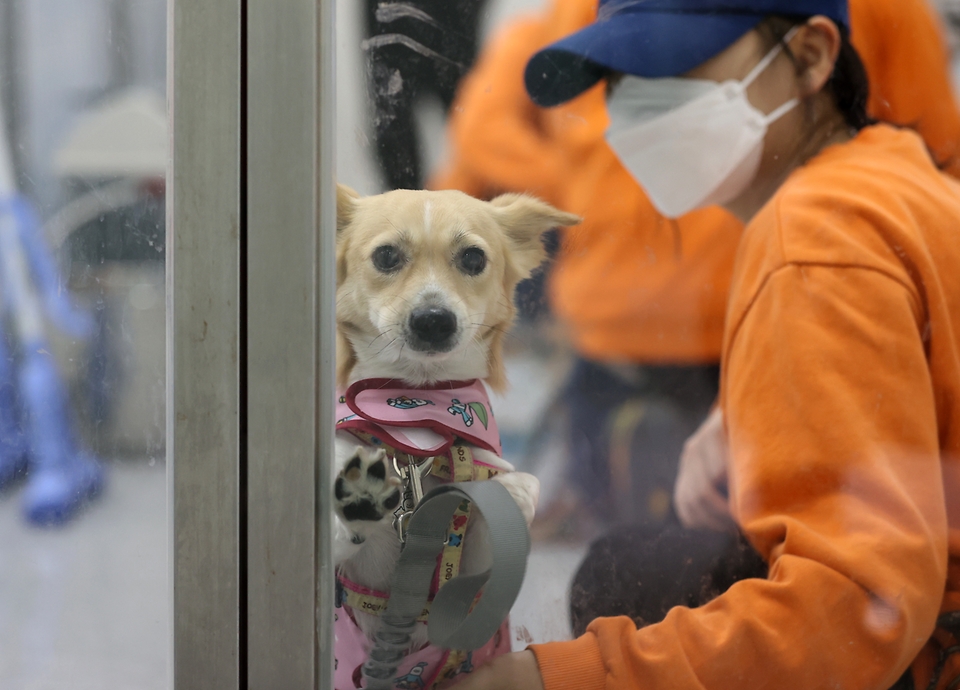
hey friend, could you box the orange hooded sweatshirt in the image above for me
[529,125,960,690]
[430,0,960,364]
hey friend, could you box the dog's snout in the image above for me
[408,306,458,351]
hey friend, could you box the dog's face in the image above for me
[336,186,579,389]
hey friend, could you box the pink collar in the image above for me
[336,379,502,457]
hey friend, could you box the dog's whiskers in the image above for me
[464,339,491,374]
[472,321,514,340]
[393,294,414,308]
[375,335,402,358]
[366,327,395,349]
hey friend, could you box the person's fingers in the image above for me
[680,493,733,531]
[699,484,736,531]
[673,467,701,527]
[675,407,731,530]
[675,446,711,524]
[679,486,718,529]
[451,651,545,690]
[677,498,704,529]
[675,450,735,530]
[675,477,700,527]
[674,471,699,527]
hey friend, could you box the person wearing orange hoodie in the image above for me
[431,0,960,533]
[447,1,960,689]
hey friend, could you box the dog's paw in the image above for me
[492,471,540,527]
[334,447,401,534]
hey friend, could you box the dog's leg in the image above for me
[332,436,402,565]
[457,471,538,583]
[471,448,540,527]
[458,450,540,582]
[491,471,540,527]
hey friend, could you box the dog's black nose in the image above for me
[408,306,458,351]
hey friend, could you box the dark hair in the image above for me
[761,15,875,131]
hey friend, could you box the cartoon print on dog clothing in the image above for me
[334,378,509,690]
[446,399,489,429]
[454,651,474,675]
[387,395,435,410]
[394,662,429,689]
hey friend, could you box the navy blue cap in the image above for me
[524,0,850,107]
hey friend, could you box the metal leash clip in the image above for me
[392,454,433,544]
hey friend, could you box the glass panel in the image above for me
[336,2,960,690]
[0,1,168,687]
[335,1,593,681]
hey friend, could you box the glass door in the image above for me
[0,0,169,687]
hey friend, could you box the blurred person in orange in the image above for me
[430,0,960,535]
[448,1,960,689]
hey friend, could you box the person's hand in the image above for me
[450,651,545,690]
[673,408,736,531]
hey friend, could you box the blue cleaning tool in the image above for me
[0,121,105,525]
[0,326,28,490]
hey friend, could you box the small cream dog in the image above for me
[332,184,578,688]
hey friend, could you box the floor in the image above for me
[510,543,587,647]
[0,462,168,690]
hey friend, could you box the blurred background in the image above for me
[0,1,166,688]
[0,0,958,688]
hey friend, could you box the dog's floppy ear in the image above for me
[489,193,580,280]
[336,331,357,389]
[337,184,361,236]
[483,194,580,392]
[336,184,362,287]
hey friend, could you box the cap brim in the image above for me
[525,12,764,107]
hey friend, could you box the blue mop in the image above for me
[0,104,105,525]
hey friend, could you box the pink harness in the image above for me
[335,378,502,457]
[334,379,511,690]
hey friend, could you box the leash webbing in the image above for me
[361,480,530,689]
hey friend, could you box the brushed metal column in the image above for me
[245,0,336,685]
[168,0,243,687]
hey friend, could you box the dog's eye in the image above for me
[372,245,403,272]
[458,247,486,276]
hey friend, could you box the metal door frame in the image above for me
[168,0,336,685]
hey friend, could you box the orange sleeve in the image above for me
[531,264,948,690]
[852,0,960,178]
[427,16,569,205]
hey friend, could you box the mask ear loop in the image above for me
[739,25,802,124]
[762,93,801,125]
[740,25,802,90]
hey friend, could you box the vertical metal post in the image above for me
[168,0,243,687]
[316,0,338,684]
[245,0,335,687]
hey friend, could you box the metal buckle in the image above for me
[391,453,433,544]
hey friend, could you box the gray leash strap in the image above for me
[362,480,531,689]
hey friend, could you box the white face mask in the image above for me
[605,29,800,218]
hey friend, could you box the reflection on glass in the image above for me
[0,0,167,687]
[338,1,960,689]
[335,0,590,673]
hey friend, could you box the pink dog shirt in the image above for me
[334,604,511,689]
[335,379,512,690]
